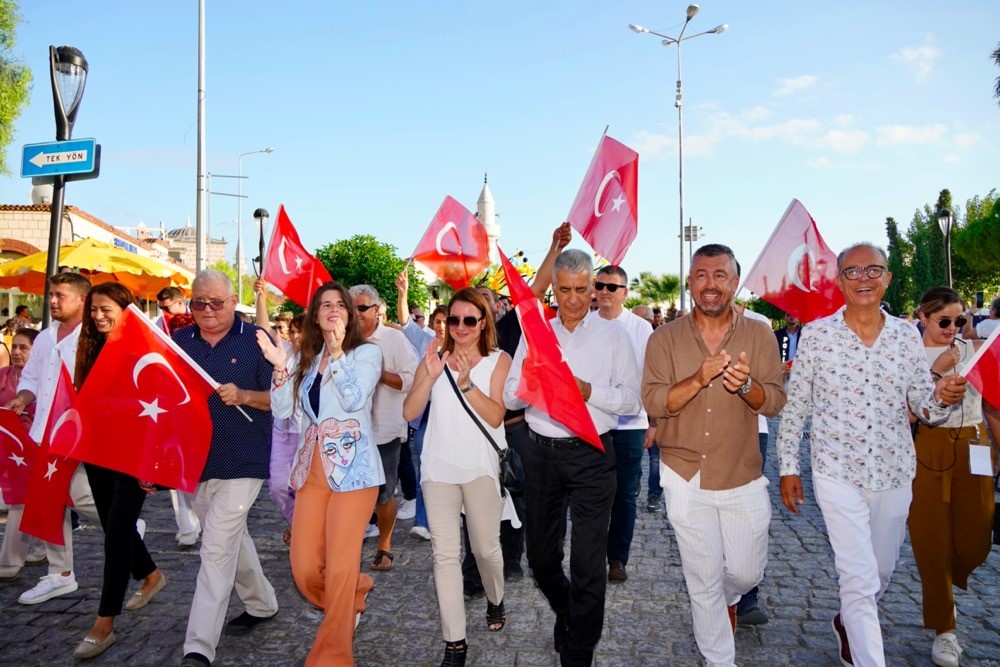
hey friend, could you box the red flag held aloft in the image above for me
[50,305,217,493]
[20,365,80,545]
[961,325,1000,409]
[742,199,845,324]
[412,196,491,291]
[262,205,334,309]
[566,135,639,266]
[499,247,603,451]
[0,408,36,505]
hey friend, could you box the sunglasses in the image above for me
[446,315,483,328]
[934,316,968,329]
[355,303,379,313]
[190,298,230,311]
[157,302,178,312]
[594,281,626,293]
[413,314,425,321]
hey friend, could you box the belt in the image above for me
[529,430,585,450]
[504,415,525,427]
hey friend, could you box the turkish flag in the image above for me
[50,305,218,493]
[961,325,1000,409]
[566,135,639,266]
[20,366,81,545]
[742,199,845,324]
[262,205,334,309]
[0,408,36,505]
[499,247,603,451]
[412,196,491,290]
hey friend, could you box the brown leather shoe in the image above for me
[833,613,853,666]
[608,561,627,583]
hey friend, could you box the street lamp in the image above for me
[629,5,727,310]
[236,148,274,302]
[43,46,89,327]
[253,208,270,277]
[937,209,953,288]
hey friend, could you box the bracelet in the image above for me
[461,381,474,394]
[930,371,943,381]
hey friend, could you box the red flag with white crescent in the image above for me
[412,196,491,291]
[262,205,334,309]
[566,135,639,266]
[0,408,36,505]
[20,366,81,545]
[741,199,845,324]
[499,246,603,451]
[961,325,1000,409]
[49,305,217,492]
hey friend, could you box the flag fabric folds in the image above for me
[499,247,603,451]
[961,325,1000,409]
[0,408,36,505]
[742,199,845,324]
[20,366,80,545]
[49,305,218,493]
[262,205,334,309]
[566,135,639,266]
[412,196,491,290]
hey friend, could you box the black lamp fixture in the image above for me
[253,208,270,275]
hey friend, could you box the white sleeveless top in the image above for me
[925,341,982,428]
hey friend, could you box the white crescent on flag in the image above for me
[49,408,83,460]
[0,425,26,466]
[787,243,817,292]
[435,221,459,256]
[133,352,192,406]
[277,238,293,275]
[593,171,621,218]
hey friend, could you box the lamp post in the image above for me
[253,208,270,277]
[235,148,274,302]
[629,5,727,310]
[937,209,953,288]
[43,46,88,327]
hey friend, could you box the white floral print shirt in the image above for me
[777,307,951,491]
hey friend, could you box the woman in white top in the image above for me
[403,287,512,667]
[909,287,999,667]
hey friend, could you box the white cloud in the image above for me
[823,129,870,153]
[834,114,855,127]
[953,133,978,148]
[773,75,817,97]
[943,154,961,164]
[631,130,676,157]
[807,157,832,168]
[876,124,947,146]
[890,37,941,82]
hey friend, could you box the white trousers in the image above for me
[184,478,278,662]
[661,464,771,667]
[45,466,101,575]
[0,505,41,567]
[170,489,201,536]
[813,473,910,667]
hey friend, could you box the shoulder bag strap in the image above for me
[443,364,503,456]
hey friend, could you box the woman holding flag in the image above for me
[72,282,166,660]
[909,287,999,667]
[257,281,383,667]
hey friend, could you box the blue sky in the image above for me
[2,1,998,284]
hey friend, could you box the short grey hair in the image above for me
[552,249,593,283]
[596,265,628,283]
[192,269,234,297]
[348,284,381,305]
[837,243,888,271]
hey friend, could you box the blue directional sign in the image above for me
[20,138,98,178]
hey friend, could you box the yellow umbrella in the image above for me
[0,238,192,298]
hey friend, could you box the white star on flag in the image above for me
[611,194,626,212]
[138,398,168,423]
[8,453,25,467]
[44,460,58,481]
[294,256,304,271]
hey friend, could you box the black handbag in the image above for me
[444,365,524,496]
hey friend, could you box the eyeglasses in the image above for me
[446,315,483,328]
[934,316,967,329]
[840,265,886,281]
[594,281,626,293]
[190,298,230,311]
[355,304,379,313]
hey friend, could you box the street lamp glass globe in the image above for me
[712,24,729,34]
[263,147,274,153]
[628,23,646,33]
[53,47,88,117]
[686,4,700,20]
[937,209,952,235]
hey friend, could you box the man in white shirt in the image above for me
[6,272,101,604]
[505,249,641,667]
[975,297,999,339]
[589,265,653,584]
[350,285,418,572]
[777,243,968,667]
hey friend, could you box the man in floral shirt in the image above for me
[776,243,967,667]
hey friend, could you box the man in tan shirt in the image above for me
[642,244,785,667]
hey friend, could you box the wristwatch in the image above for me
[461,382,475,394]
[739,376,753,395]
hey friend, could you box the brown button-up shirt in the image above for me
[642,311,786,490]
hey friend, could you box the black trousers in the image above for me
[85,464,157,617]
[524,430,615,667]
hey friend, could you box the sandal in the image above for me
[486,599,506,632]
[282,527,292,545]
[440,639,467,667]
[370,549,394,571]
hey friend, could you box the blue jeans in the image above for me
[411,410,429,530]
[607,429,644,565]
[647,446,660,497]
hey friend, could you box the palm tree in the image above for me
[993,42,1000,105]
[629,271,681,307]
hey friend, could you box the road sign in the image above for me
[20,138,98,178]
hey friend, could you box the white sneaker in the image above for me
[136,519,146,540]
[176,530,200,547]
[397,498,416,521]
[0,565,21,579]
[932,632,961,667]
[409,526,431,541]
[18,572,78,605]
[363,524,379,540]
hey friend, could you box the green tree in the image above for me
[953,189,1000,298]
[208,260,278,308]
[906,189,950,304]
[743,296,783,324]
[315,234,429,321]
[884,216,913,315]
[0,1,32,176]
[629,271,680,307]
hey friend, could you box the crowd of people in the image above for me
[0,227,996,667]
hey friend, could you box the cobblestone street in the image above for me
[2,432,998,666]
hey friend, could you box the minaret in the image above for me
[477,173,500,264]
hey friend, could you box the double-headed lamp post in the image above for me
[629,5,727,311]
[253,208,270,277]
[937,209,953,288]
[236,148,274,302]
[43,46,89,327]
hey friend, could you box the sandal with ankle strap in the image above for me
[370,549,394,571]
[486,599,506,632]
[440,639,467,667]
